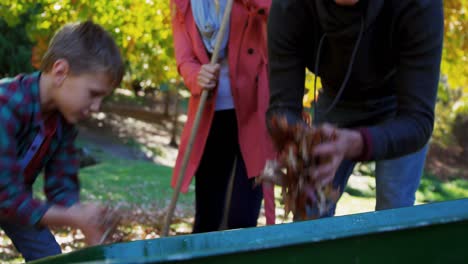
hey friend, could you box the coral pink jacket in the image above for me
[171,0,276,223]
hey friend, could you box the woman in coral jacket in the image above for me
[171,0,275,233]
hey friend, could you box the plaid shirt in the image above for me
[0,72,80,226]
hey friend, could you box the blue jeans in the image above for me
[1,221,61,262]
[312,145,428,218]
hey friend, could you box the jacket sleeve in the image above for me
[172,8,204,96]
[266,0,308,129]
[0,103,50,226]
[366,1,443,160]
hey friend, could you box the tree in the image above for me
[443,0,468,90]
[0,14,34,76]
[432,1,468,147]
[0,0,180,92]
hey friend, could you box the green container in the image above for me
[32,199,468,264]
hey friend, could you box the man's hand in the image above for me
[197,63,220,91]
[312,124,364,185]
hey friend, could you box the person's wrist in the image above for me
[40,205,78,228]
[66,204,83,228]
[343,129,364,160]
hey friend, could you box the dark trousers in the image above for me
[193,110,263,233]
[1,221,61,262]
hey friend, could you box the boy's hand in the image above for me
[68,203,119,246]
[197,64,220,91]
[311,124,364,185]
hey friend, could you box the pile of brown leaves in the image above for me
[258,115,340,220]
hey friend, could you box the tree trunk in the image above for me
[164,90,171,118]
[453,113,468,157]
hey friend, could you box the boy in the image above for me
[0,20,124,261]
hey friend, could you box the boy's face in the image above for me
[55,70,114,124]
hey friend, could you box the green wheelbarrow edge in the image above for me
[32,198,468,264]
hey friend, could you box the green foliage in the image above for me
[0,16,34,76]
[417,175,468,203]
[427,1,468,147]
[432,80,459,145]
[452,96,468,118]
[0,0,31,26]
[442,0,468,90]
[0,0,179,92]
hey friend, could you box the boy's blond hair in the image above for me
[40,20,124,88]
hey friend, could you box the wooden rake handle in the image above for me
[162,0,235,237]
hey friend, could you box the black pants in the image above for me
[193,110,263,233]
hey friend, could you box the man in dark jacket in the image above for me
[267,0,443,216]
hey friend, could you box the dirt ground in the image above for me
[77,103,183,167]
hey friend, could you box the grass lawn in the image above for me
[73,160,192,208]
[336,172,468,216]
[30,158,468,225]
[33,143,195,212]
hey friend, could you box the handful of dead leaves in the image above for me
[258,115,340,220]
